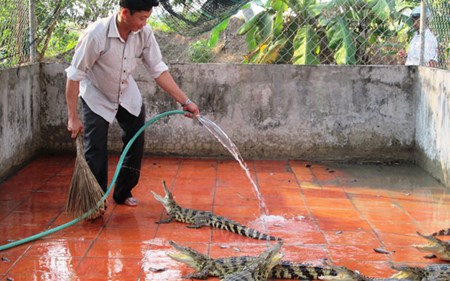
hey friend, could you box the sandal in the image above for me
[124,197,138,207]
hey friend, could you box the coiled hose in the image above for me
[0,109,186,251]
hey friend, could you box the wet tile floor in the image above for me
[0,154,449,281]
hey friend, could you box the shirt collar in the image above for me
[110,13,129,43]
[109,13,141,43]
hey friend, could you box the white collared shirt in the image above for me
[405,29,438,66]
[65,13,168,123]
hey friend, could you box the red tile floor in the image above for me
[0,154,449,280]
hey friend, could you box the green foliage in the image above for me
[189,39,214,63]
[293,25,320,65]
[235,0,425,65]
[32,0,118,61]
[426,0,450,67]
[45,28,79,60]
[2,0,449,68]
[326,16,357,64]
[209,18,230,47]
[368,0,394,21]
[148,17,174,32]
[0,0,29,65]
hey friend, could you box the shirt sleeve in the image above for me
[65,65,86,81]
[66,30,103,81]
[141,28,169,79]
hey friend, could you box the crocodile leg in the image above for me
[182,265,212,279]
[155,217,174,224]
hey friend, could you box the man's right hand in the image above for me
[67,117,83,139]
[183,102,200,118]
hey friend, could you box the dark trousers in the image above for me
[81,99,145,204]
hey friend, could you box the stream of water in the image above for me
[197,116,269,216]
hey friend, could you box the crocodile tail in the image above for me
[432,228,450,236]
[271,262,338,279]
[211,216,281,241]
[236,225,280,241]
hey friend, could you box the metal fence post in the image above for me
[29,0,37,63]
[419,0,426,66]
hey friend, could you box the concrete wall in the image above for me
[0,64,41,179]
[415,67,450,188]
[1,62,449,188]
[39,63,416,161]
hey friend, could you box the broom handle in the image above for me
[0,110,187,251]
[76,134,84,155]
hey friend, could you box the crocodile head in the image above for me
[318,266,365,281]
[390,264,424,280]
[262,240,284,269]
[166,240,209,271]
[151,180,178,214]
[244,240,284,280]
[412,231,450,261]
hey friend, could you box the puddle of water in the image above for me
[259,215,287,224]
[197,116,269,216]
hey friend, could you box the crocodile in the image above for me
[413,231,450,261]
[391,264,450,281]
[220,240,283,281]
[318,265,411,281]
[431,228,450,236]
[167,240,339,280]
[152,181,281,241]
[320,264,450,281]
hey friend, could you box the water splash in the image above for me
[197,116,269,216]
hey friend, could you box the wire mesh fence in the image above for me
[1,0,449,69]
[426,0,450,68]
[1,0,32,68]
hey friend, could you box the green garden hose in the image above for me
[0,109,186,251]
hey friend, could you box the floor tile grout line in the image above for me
[0,160,68,276]
[250,160,271,238]
[339,173,400,267]
[74,203,117,273]
[289,160,334,262]
[387,191,425,235]
[151,158,183,241]
[2,243,33,278]
[2,156,449,280]
[330,169,389,265]
[73,158,184,275]
[209,159,219,255]
[1,156,73,231]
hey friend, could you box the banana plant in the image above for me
[292,25,320,65]
[235,0,411,65]
[238,0,320,64]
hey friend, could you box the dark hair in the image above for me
[120,0,159,13]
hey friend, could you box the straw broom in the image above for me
[66,135,105,220]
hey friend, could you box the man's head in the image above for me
[410,6,429,30]
[120,0,159,14]
[411,6,422,30]
[411,6,422,19]
[119,0,159,32]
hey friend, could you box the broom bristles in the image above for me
[66,135,105,220]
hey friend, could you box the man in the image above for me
[399,6,438,67]
[65,0,200,210]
